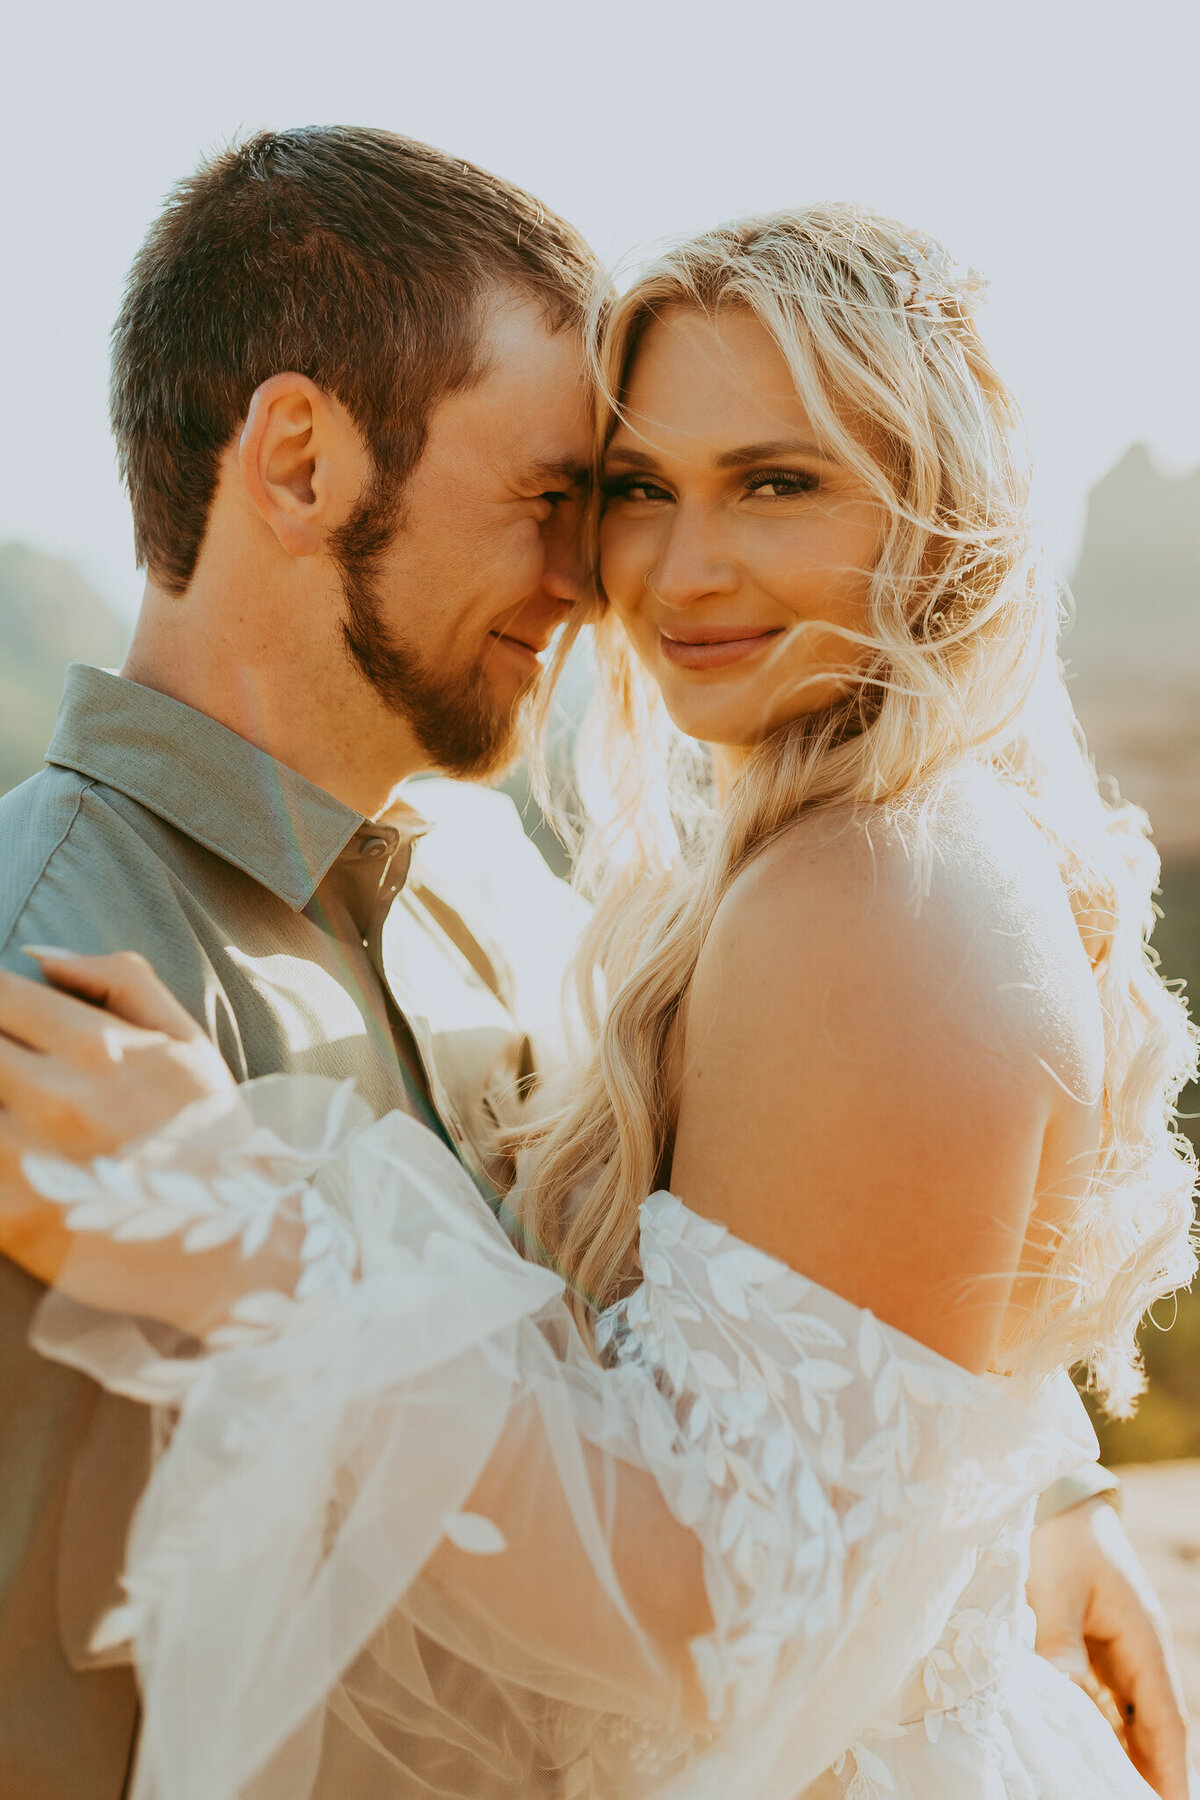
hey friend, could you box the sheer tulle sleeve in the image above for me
[25,1078,1097,1800]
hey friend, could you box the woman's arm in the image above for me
[0,953,264,1323]
[0,951,715,1721]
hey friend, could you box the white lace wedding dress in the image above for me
[28,1077,1155,1799]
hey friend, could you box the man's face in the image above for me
[336,294,592,779]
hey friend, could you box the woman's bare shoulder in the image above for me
[698,770,1102,1093]
[670,772,1104,1369]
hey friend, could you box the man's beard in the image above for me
[332,485,531,781]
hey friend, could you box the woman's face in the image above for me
[599,306,886,752]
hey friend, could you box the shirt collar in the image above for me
[46,664,427,911]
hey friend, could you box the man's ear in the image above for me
[237,374,369,557]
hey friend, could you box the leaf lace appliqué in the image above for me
[24,1082,362,1351]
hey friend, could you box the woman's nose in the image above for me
[646,508,738,608]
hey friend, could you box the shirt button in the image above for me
[361,836,390,859]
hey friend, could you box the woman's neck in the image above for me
[711,744,749,805]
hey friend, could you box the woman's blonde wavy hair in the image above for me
[518,203,1196,1413]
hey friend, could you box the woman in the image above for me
[0,206,1195,1798]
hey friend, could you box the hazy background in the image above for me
[2,0,1198,604]
[1,0,1198,1461]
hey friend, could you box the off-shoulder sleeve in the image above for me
[601,1194,1098,1795]
[25,1080,1096,1800]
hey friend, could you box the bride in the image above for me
[0,205,1194,1799]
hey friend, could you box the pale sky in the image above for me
[2,0,1196,619]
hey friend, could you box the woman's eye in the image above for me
[745,470,819,498]
[603,476,671,503]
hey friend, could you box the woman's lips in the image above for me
[658,628,784,672]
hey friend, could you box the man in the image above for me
[0,125,592,1799]
[0,127,1186,1799]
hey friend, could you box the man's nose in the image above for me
[542,507,588,606]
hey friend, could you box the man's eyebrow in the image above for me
[527,458,591,490]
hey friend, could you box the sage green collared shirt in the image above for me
[0,663,558,1799]
[4,663,438,1117]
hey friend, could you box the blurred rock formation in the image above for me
[0,543,127,793]
[1067,445,1200,860]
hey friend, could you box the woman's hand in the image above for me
[0,949,235,1284]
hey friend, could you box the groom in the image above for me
[0,128,1186,1799]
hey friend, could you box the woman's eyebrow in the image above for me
[715,438,829,468]
[604,437,832,472]
[602,443,661,469]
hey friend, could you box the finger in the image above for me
[0,970,105,1056]
[23,949,205,1044]
[1089,1628,1191,1800]
[1086,1620,1194,1800]
[1126,1694,1190,1800]
[0,1044,51,1137]
[1036,1630,1131,1740]
[0,1035,112,1164]
[1079,1505,1193,1798]
[0,1119,75,1282]
[0,1036,45,1112]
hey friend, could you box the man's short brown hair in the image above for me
[110,126,599,593]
